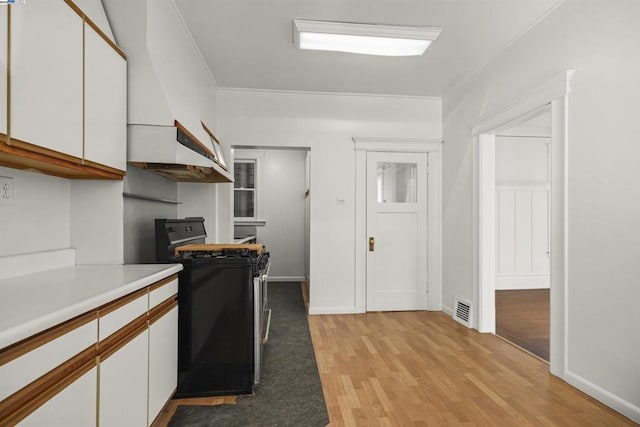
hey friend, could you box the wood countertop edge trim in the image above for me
[0,311,97,366]
[96,287,148,318]
[149,297,178,325]
[148,274,179,293]
[0,346,97,425]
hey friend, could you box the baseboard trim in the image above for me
[441,304,453,316]
[495,275,550,290]
[564,371,640,423]
[308,306,358,315]
[268,276,306,282]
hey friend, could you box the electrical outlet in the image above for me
[0,176,14,206]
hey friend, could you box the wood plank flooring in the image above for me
[308,310,635,426]
[496,289,550,361]
[151,396,237,426]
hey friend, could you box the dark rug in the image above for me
[169,282,329,427]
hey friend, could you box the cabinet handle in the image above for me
[369,237,375,252]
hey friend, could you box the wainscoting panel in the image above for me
[496,186,549,290]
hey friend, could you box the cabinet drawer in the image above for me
[98,290,148,341]
[149,277,178,309]
[0,318,97,402]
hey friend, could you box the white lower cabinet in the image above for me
[148,306,178,425]
[1,275,179,426]
[99,330,149,427]
[17,367,97,427]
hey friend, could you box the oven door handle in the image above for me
[261,259,271,281]
[262,308,272,344]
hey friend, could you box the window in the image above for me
[234,160,257,219]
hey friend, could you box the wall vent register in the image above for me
[453,297,472,328]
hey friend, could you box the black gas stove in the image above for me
[155,218,271,398]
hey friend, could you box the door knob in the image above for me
[369,237,375,252]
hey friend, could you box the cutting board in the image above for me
[175,243,264,255]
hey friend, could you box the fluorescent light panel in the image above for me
[293,19,441,57]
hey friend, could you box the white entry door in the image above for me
[366,151,428,311]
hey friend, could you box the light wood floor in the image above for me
[496,289,550,361]
[308,310,635,426]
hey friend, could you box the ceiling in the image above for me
[174,0,563,97]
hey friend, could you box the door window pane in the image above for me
[376,162,417,203]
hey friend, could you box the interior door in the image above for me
[366,152,428,311]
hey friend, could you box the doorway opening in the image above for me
[353,138,443,313]
[472,70,572,376]
[230,146,311,303]
[493,108,551,361]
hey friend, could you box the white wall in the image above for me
[0,167,70,257]
[0,0,126,266]
[443,0,640,419]
[104,0,224,258]
[219,89,441,313]
[178,183,217,242]
[495,137,549,184]
[235,148,307,280]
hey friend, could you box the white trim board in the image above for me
[495,276,550,290]
[268,276,306,282]
[472,70,573,381]
[353,138,442,313]
[471,71,574,136]
[441,304,453,317]
[308,306,359,315]
[564,371,640,423]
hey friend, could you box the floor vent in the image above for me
[453,297,472,328]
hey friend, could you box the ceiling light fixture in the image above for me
[293,19,441,57]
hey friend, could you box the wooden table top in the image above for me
[175,243,264,255]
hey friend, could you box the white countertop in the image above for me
[0,263,183,349]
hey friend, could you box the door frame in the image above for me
[471,70,573,377]
[354,138,443,313]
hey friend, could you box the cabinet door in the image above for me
[17,367,97,427]
[84,24,126,171]
[10,0,83,158]
[148,305,178,425]
[99,330,149,427]
[0,7,7,138]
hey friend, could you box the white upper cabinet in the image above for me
[1,8,7,137]
[84,24,126,171]
[10,0,83,159]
